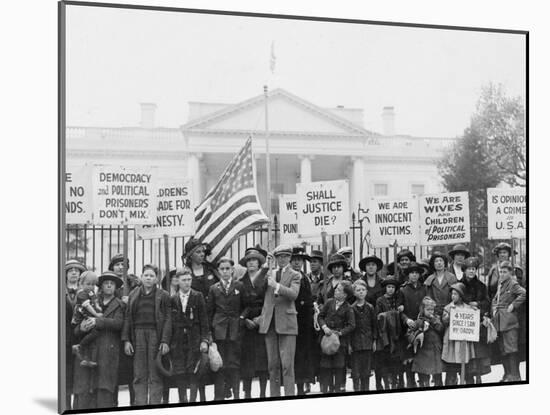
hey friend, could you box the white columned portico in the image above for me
[299,155,314,183]
[187,152,203,201]
[351,156,365,213]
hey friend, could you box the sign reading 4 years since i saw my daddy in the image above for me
[296,180,350,236]
[92,166,157,225]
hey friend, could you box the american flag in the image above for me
[194,137,269,262]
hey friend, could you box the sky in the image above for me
[65,4,526,138]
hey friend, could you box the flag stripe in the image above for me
[202,208,267,249]
[210,217,269,262]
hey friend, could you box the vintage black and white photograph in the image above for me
[59,1,527,413]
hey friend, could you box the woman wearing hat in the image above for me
[65,259,86,409]
[183,238,220,303]
[424,252,458,317]
[358,255,385,308]
[238,246,269,399]
[395,249,417,286]
[319,254,350,305]
[461,257,491,384]
[72,272,125,409]
[169,268,210,403]
[448,244,471,281]
[290,246,316,395]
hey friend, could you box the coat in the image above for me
[190,263,220,301]
[121,285,172,346]
[350,301,377,351]
[73,296,124,394]
[207,279,247,341]
[318,298,356,348]
[410,315,444,375]
[442,302,476,364]
[491,275,526,332]
[239,269,269,377]
[295,270,316,382]
[399,281,427,325]
[363,275,385,307]
[318,275,351,305]
[307,271,325,304]
[169,289,210,375]
[424,271,458,314]
[257,266,301,335]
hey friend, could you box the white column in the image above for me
[351,156,365,212]
[299,155,314,183]
[187,152,203,201]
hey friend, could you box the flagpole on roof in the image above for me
[264,85,272,251]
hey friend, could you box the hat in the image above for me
[429,251,449,270]
[449,244,471,259]
[272,244,293,257]
[65,259,86,273]
[492,242,518,256]
[98,271,123,289]
[461,256,480,272]
[386,262,395,276]
[216,256,235,267]
[396,249,416,263]
[450,282,466,298]
[418,259,432,276]
[108,254,129,272]
[194,352,210,378]
[183,238,205,261]
[381,276,399,288]
[337,246,353,256]
[326,254,348,272]
[239,245,267,267]
[403,262,425,276]
[309,250,324,262]
[155,350,173,377]
[176,267,192,278]
[290,246,311,262]
[358,255,384,272]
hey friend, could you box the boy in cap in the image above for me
[307,250,325,304]
[337,246,362,281]
[122,264,172,405]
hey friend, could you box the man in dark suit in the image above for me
[256,244,301,397]
[207,257,247,400]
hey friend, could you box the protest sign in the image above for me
[449,306,480,342]
[136,180,195,239]
[296,180,349,236]
[419,191,470,246]
[368,197,419,247]
[65,165,93,224]
[279,194,321,244]
[487,187,526,239]
[92,166,156,225]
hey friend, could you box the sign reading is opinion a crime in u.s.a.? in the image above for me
[65,165,93,224]
[368,197,419,247]
[419,191,470,246]
[92,166,157,225]
[296,180,350,236]
[449,306,480,343]
[136,180,195,239]
[487,187,526,239]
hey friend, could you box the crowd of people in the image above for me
[64,239,527,410]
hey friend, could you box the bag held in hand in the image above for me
[208,342,223,372]
[321,332,340,355]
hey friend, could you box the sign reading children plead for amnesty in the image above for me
[368,197,419,247]
[449,306,480,342]
[136,180,195,239]
[296,180,350,236]
[92,166,156,225]
[419,191,470,246]
[487,187,526,239]
[65,165,93,224]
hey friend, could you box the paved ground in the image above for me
[116,362,526,405]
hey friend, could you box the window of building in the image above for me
[374,183,388,196]
[411,184,425,196]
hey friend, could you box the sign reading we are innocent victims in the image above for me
[92,166,156,225]
[368,197,419,247]
[296,180,349,236]
[136,181,195,239]
[419,191,470,246]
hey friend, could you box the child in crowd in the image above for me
[71,270,104,367]
[318,280,356,393]
[350,280,377,391]
[409,296,444,387]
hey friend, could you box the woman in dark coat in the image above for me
[238,246,269,399]
[290,247,316,395]
[72,272,124,410]
[169,269,210,403]
[461,257,492,383]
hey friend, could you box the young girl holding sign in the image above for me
[441,283,476,385]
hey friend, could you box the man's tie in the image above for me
[276,269,282,283]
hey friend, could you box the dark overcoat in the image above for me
[207,279,247,341]
[350,301,377,351]
[73,296,124,395]
[295,270,316,383]
[410,315,444,375]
